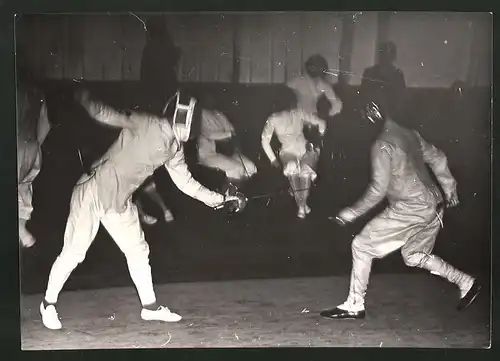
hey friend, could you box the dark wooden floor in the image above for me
[21,274,490,349]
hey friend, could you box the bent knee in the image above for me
[59,249,87,266]
[402,251,430,268]
[351,235,386,261]
[351,237,370,257]
[351,237,364,252]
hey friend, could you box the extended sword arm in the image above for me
[165,144,225,208]
[345,140,392,220]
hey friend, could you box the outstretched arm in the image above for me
[320,81,343,116]
[164,144,225,208]
[76,90,139,129]
[416,131,458,203]
[340,140,392,221]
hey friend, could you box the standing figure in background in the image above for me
[17,60,51,248]
[135,15,181,225]
[140,15,180,115]
[261,94,326,219]
[321,98,481,320]
[360,41,406,114]
[39,90,244,330]
[197,94,258,192]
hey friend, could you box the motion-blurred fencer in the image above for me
[287,54,343,117]
[321,98,481,320]
[261,96,326,219]
[17,83,51,248]
[134,95,257,225]
[39,89,244,331]
[197,102,257,190]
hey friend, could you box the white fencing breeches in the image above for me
[344,205,473,309]
[18,147,42,246]
[44,174,156,306]
[199,152,257,180]
[18,150,41,220]
[280,150,319,208]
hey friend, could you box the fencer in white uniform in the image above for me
[198,104,257,190]
[261,96,326,219]
[39,90,244,330]
[287,54,343,118]
[134,98,257,224]
[17,83,51,248]
[321,99,481,320]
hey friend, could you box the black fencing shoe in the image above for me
[457,281,482,311]
[320,307,366,320]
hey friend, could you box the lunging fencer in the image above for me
[321,98,481,320]
[39,89,246,330]
[261,95,326,219]
[197,94,257,191]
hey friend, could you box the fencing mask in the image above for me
[163,90,197,142]
[361,97,390,140]
[364,100,385,124]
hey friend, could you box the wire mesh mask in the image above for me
[364,101,384,124]
[163,91,197,142]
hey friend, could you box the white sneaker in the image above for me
[39,302,62,330]
[305,205,311,214]
[141,306,182,322]
[297,207,306,219]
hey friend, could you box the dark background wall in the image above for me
[16,12,491,86]
[16,12,492,294]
